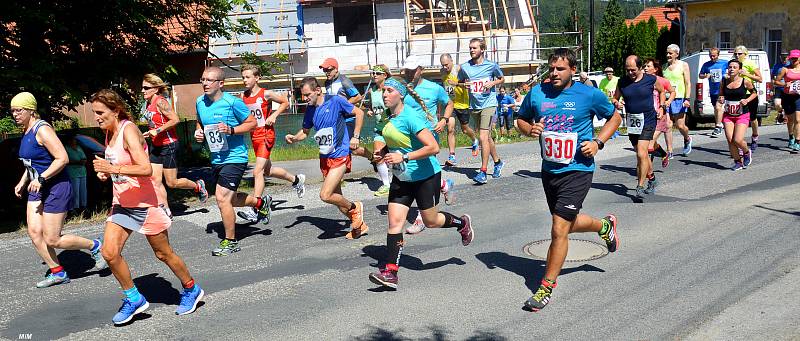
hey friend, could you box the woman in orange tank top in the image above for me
[91,89,204,325]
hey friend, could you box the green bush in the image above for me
[0,116,19,134]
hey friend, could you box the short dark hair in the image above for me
[548,48,577,68]
[300,76,320,90]
[727,59,743,69]
[627,55,643,69]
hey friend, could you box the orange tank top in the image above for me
[241,88,273,139]
[105,120,159,208]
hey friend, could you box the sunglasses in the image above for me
[200,78,221,84]
[322,68,334,73]
[734,52,745,55]
[142,86,156,90]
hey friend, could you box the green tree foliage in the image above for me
[627,17,659,61]
[0,0,261,121]
[594,0,627,74]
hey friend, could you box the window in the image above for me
[717,31,731,50]
[333,5,375,44]
[766,29,782,65]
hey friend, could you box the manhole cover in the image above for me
[523,239,609,262]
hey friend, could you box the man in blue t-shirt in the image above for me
[458,38,505,184]
[771,52,790,124]
[515,48,622,312]
[194,66,270,256]
[320,58,370,161]
[495,87,516,138]
[286,76,369,240]
[698,47,729,136]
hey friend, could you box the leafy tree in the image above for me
[594,0,628,75]
[0,0,261,121]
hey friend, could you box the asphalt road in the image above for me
[1,125,799,341]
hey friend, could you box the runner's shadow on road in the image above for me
[691,145,730,157]
[361,245,466,272]
[284,215,349,239]
[271,199,304,212]
[112,313,152,327]
[442,165,478,180]
[344,176,383,192]
[174,207,210,217]
[475,252,604,291]
[353,325,506,341]
[133,273,181,305]
[599,164,637,176]
[754,204,800,217]
[678,159,728,170]
[514,170,541,178]
[56,250,112,280]
[204,221,273,241]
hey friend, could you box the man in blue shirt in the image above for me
[320,58,370,162]
[495,87,516,139]
[698,47,728,136]
[771,51,790,124]
[194,66,270,256]
[286,77,369,240]
[515,48,621,312]
[458,38,505,184]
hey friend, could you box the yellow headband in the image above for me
[11,92,37,111]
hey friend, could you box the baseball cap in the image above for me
[789,50,800,59]
[319,58,339,70]
[402,55,423,70]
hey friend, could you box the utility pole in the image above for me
[589,0,594,71]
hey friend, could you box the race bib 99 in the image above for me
[204,124,229,153]
[724,100,743,116]
[469,77,491,93]
[626,112,645,135]
[314,127,335,155]
[540,131,578,164]
[247,102,267,127]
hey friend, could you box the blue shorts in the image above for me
[710,95,719,106]
[28,178,73,213]
[669,98,688,116]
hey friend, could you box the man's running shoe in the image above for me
[644,177,658,195]
[237,207,259,223]
[661,155,670,168]
[473,171,488,184]
[293,174,306,198]
[731,160,744,171]
[750,136,759,152]
[346,202,368,239]
[492,160,505,178]
[175,285,204,315]
[91,239,108,270]
[523,280,556,312]
[406,212,426,234]
[459,214,474,246]
[369,268,398,289]
[788,139,795,149]
[710,126,722,137]
[445,154,457,167]
[792,141,800,151]
[471,139,479,156]
[635,185,645,199]
[599,214,619,252]
[197,179,208,203]
[668,152,674,160]
[442,178,455,205]
[112,296,149,325]
[36,272,69,288]
[212,239,240,256]
[682,137,693,156]
[373,184,390,197]
[258,195,272,224]
[743,152,752,168]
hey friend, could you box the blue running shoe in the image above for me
[743,152,752,168]
[442,178,455,205]
[682,137,693,156]
[445,154,457,167]
[36,271,69,288]
[112,296,149,325]
[197,179,208,203]
[492,160,505,178]
[473,171,488,184]
[471,139,479,157]
[176,285,205,315]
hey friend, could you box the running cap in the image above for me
[319,58,339,70]
[789,50,800,59]
[11,92,37,111]
[371,64,390,75]
[383,78,408,98]
[603,67,614,73]
[402,55,423,70]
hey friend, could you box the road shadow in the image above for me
[271,198,304,212]
[513,170,541,179]
[133,273,181,305]
[754,204,800,217]
[352,325,508,341]
[475,251,605,292]
[205,221,273,241]
[112,313,153,327]
[56,250,112,280]
[441,165,478,180]
[690,145,730,157]
[599,164,637,177]
[376,204,388,216]
[174,207,209,217]
[361,245,466,271]
[345,175,384,192]
[678,159,728,170]
[285,215,350,239]
[590,182,639,202]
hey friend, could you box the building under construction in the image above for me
[208,0,581,103]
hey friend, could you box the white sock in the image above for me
[377,162,391,186]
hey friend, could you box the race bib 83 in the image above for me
[204,124,229,152]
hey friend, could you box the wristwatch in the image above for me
[353,134,361,141]
[402,154,409,163]
[593,138,605,150]
[37,175,46,185]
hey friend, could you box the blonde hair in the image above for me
[142,73,169,97]
[734,45,749,56]
[241,64,261,77]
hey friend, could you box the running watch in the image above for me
[402,154,409,163]
[593,138,605,150]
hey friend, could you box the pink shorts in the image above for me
[723,112,750,125]
[655,113,670,133]
[107,205,171,235]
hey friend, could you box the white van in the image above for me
[682,50,771,128]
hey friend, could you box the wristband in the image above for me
[230,125,235,134]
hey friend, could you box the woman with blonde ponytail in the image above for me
[368,77,474,289]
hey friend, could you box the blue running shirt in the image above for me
[699,59,729,96]
[403,79,450,129]
[195,92,251,164]
[518,82,615,174]
[458,59,504,109]
[381,106,441,182]
[302,96,354,159]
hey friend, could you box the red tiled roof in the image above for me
[625,7,679,30]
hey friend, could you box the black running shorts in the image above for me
[211,163,247,192]
[388,171,441,211]
[541,170,593,222]
[149,142,179,169]
[454,108,470,125]
[628,124,656,146]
